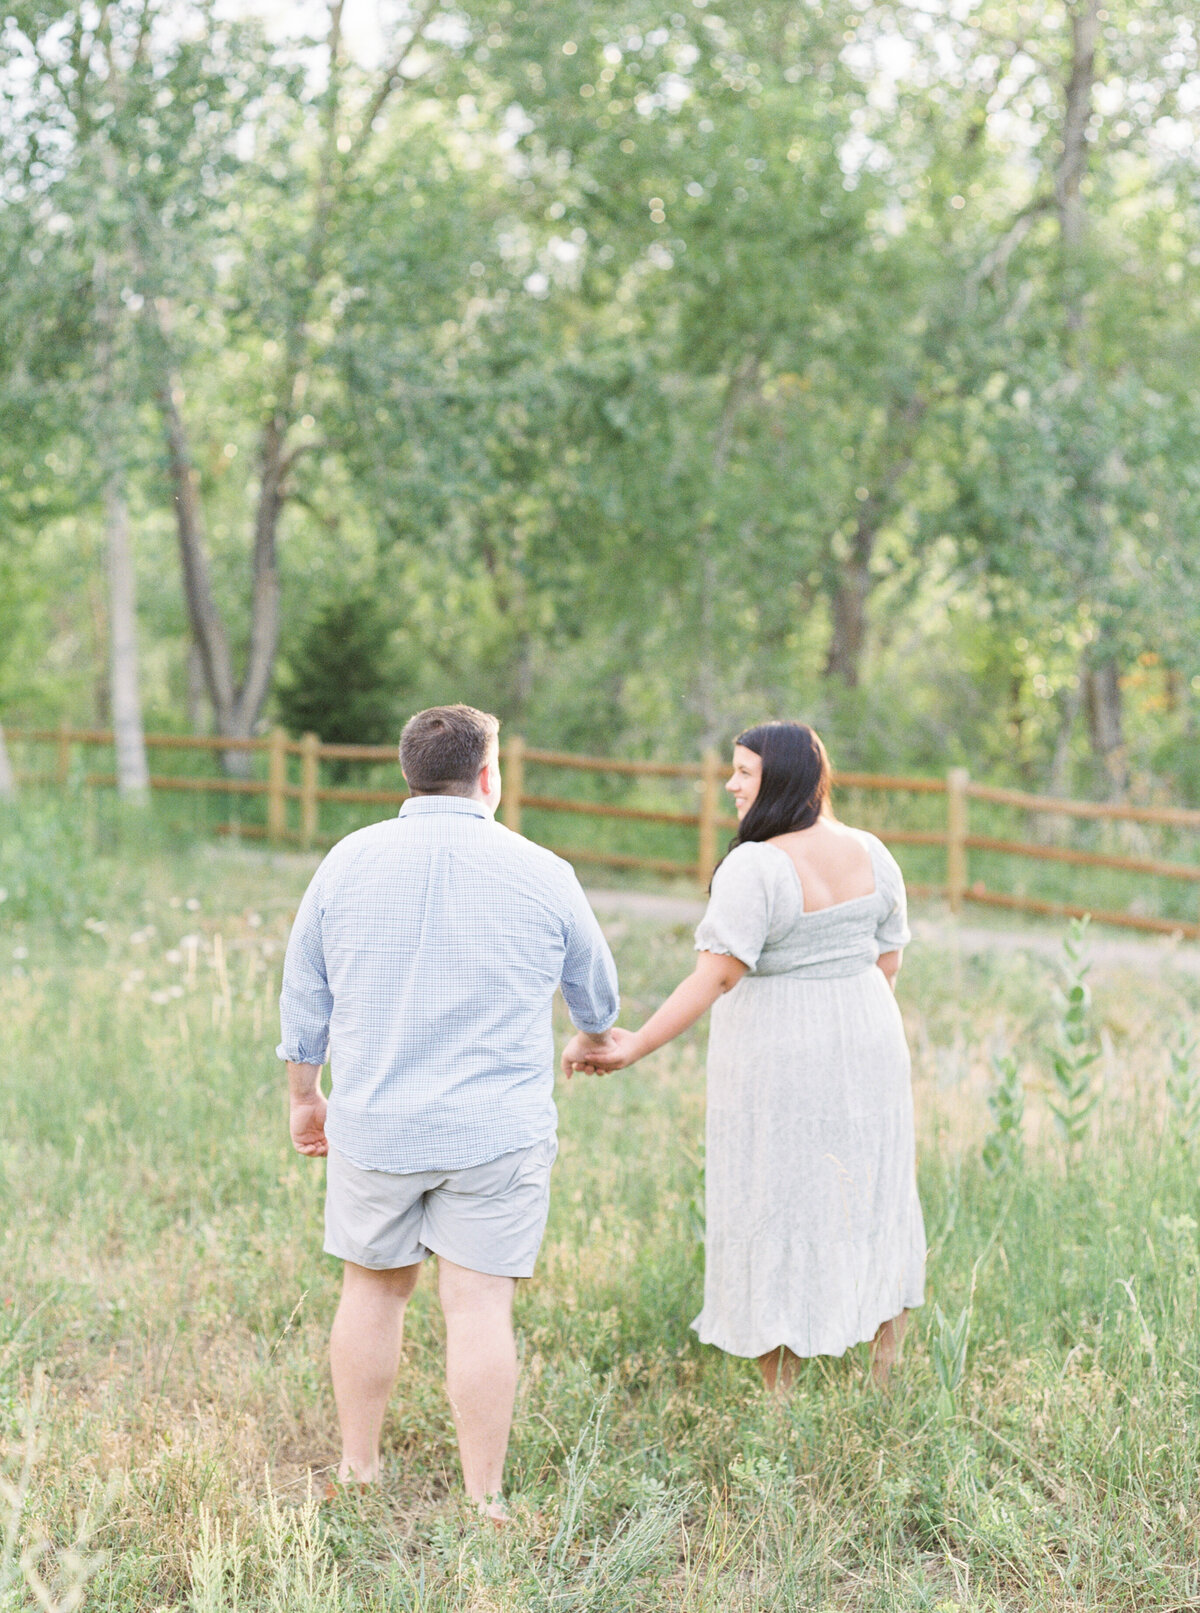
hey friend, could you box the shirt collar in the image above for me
[399,795,491,821]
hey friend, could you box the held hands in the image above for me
[561,1026,643,1077]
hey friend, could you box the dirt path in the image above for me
[583,887,1200,978]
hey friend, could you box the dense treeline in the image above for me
[1,0,1198,796]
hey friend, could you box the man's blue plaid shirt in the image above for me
[278,795,619,1173]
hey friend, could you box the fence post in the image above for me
[698,748,723,887]
[502,734,525,834]
[300,732,320,850]
[267,727,288,843]
[947,766,969,912]
[57,718,72,788]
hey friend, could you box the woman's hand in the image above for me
[561,952,747,1079]
[561,1026,643,1076]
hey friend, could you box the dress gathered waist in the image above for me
[747,958,882,983]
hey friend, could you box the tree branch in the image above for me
[968,196,1055,297]
[351,0,441,161]
[145,296,237,729]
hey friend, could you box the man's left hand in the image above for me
[290,1092,329,1156]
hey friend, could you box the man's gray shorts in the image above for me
[324,1136,558,1278]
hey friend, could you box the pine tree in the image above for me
[276,597,403,777]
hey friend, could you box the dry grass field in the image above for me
[3,803,1200,1610]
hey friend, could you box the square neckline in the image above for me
[760,838,879,916]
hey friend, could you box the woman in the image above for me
[563,722,925,1390]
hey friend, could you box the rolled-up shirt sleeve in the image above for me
[559,875,620,1033]
[277,867,333,1065]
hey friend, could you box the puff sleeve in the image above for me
[694,844,774,971]
[873,839,911,952]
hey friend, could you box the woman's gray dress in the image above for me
[692,834,925,1359]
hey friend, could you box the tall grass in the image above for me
[2,802,1200,1608]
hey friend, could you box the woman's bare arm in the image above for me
[563,950,747,1072]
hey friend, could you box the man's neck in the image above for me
[408,789,492,814]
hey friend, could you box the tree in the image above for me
[275,595,405,769]
[914,0,1200,796]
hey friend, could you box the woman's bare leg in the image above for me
[869,1310,908,1388]
[757,1344,803,1393]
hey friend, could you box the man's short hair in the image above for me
[399,705,500,795]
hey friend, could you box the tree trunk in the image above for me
[152,316,237,735]
[142,5,430,772]
[1036,664,1087,842]
[186,640,209,734]
[104,473,150,800]
[91,176,148,796]
[150,310,252,773]
[1055,0,1101,336]
[0,725,15,801]
[1085,656,1128,798]
[236,416,286,737]
[1048,669,1085,799]
[825,537,873,689]
[823,397,926,687]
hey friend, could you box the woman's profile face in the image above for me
[727,744,762,820]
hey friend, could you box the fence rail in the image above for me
[6,723,1200,939]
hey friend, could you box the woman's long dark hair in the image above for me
[725,721,831,859]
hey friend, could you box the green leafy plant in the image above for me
[1047,917,1101,1158]
[1166,1025,1200,1148]
[930,1302,971,1419]
[982,1047,1025,1177]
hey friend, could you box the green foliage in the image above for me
[1166,1026,1200,1149]
[929,1302,971,1415]
[3,0,1200,792]
[274,595,407,756]
[6,825,1200,1606]
[981,1048,1025,1179]
[1046,917,1102,1157]
[0,797,151,925]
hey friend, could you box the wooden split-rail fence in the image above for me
[8,722,1200,940]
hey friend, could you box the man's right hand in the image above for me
[290,1092,329,1156]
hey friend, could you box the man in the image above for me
[278,704,619,1520]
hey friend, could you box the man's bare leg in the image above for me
[757,1344,803,1393]
[331,1260,422,1481]
[437,1257,518,1520]
[870,1310,908,1388]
